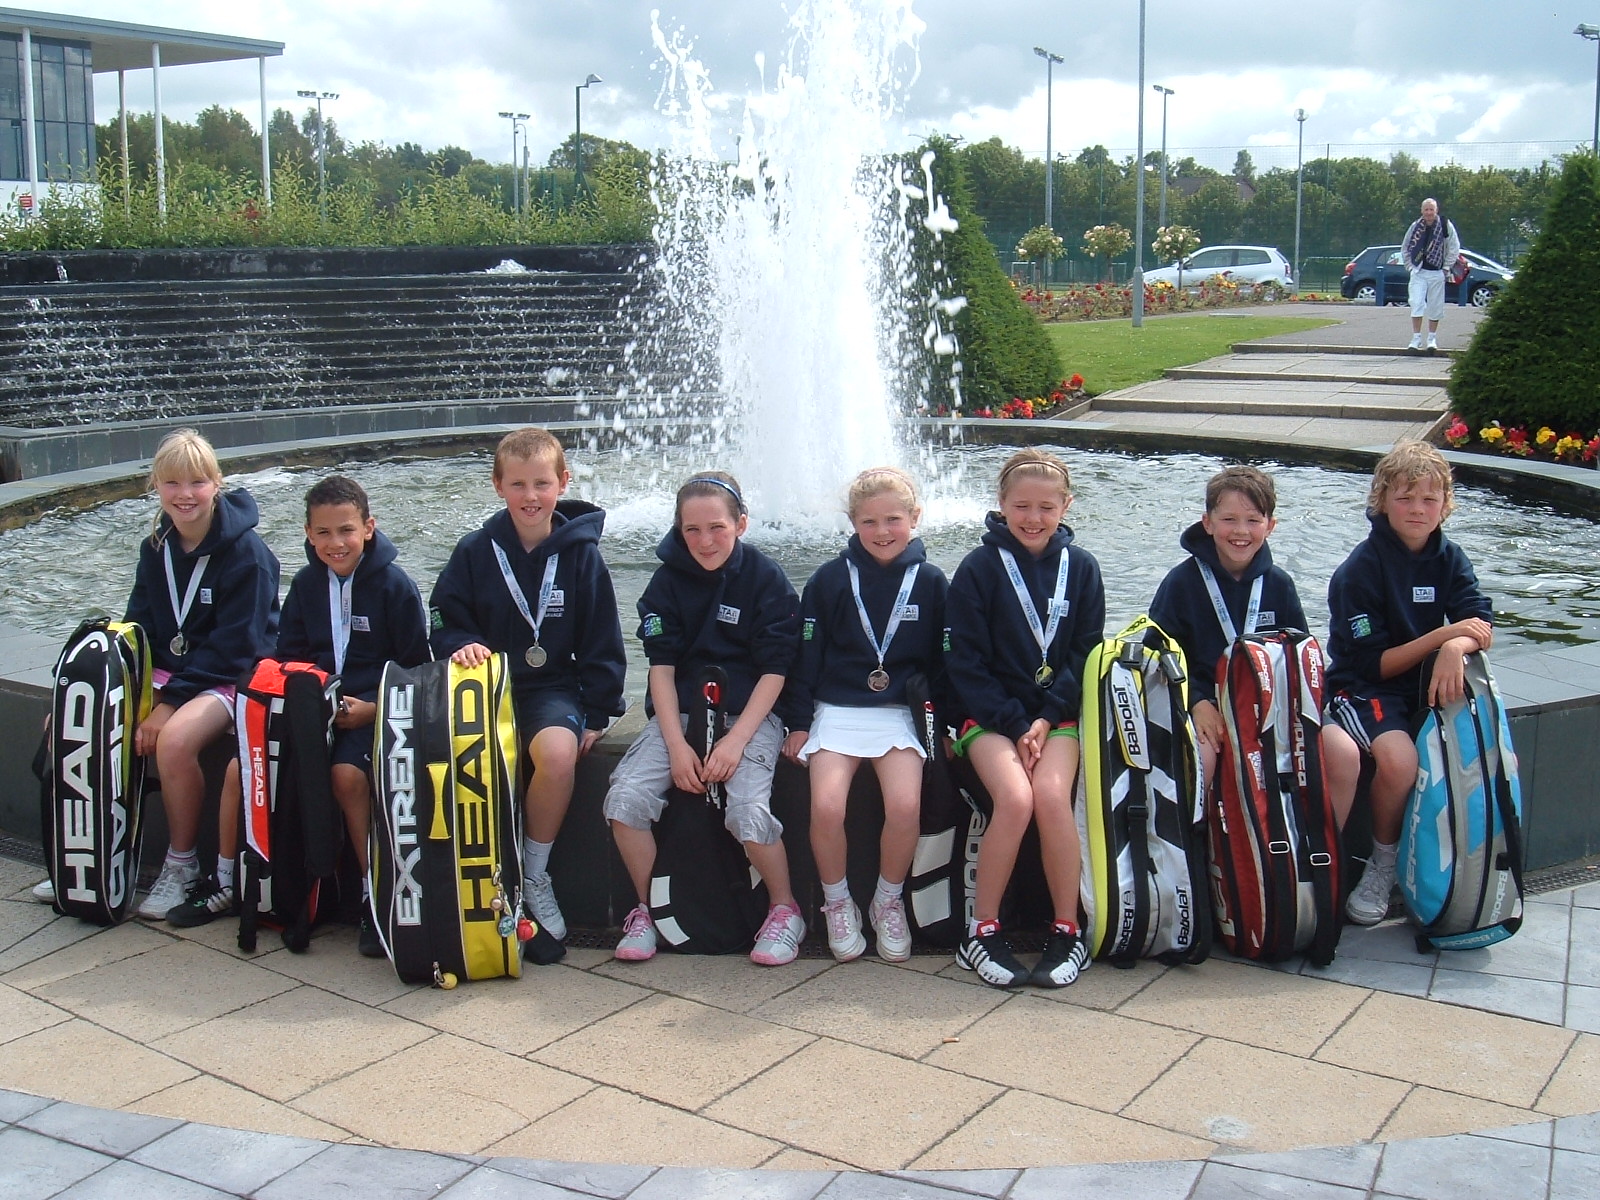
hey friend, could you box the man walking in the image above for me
[1402,197,1460,352]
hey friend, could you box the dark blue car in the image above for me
[1340,244,1515,308]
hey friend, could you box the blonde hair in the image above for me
[494,427,567,480]
[1367,440,1456,520]
[148,429,223,546]
[998,448,1071,501]
[846,466,920,519]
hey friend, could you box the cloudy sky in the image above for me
[64,0,1600,172]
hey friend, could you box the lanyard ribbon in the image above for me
[491,542,559,647]
[1196,562,1263,643]
[845,559,920,673]
[997,547,1070,675]
[163,543,211,639]
[327,560,361,674]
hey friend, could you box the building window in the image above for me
[0,33,95,182]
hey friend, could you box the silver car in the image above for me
[1142,245,1293,289]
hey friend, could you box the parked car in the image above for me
[1142,245,1293,289]
[1340,245,1514,308]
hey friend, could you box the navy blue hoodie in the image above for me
[429,500,626,731]
[786,535,949,729]
[277,529,432,703]
[124,488,280,705]
[1148,521,1309,708]
[946,513,1105,741]
[637,531,800,724]
[1327,512,1491,702]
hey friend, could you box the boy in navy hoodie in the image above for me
[1327,441,1493,925]
[1149,465,1359,813]
[430,429,626,955]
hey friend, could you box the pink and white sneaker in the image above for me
[750,903,806,966]
[614,904,658,962]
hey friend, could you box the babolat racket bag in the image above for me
[235,660,342,953]
[1398,651,1524,953]
[1077,616,1210,966]
[901,672,981,948]
[648,666,770,954]
[38,619,154,925]
[372,655,533,987]
[1209,631,1342,966]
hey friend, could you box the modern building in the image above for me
[0,7,283,212]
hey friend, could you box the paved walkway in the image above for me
[3,848,1597,1197]
[1067,302,1485,450]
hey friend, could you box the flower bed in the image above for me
[1446,415,1600,467]
[1016,277,1291,322]
[928,376,1087,419]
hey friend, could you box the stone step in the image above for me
[1231,340,1465,359]
[1094,393,1440,423]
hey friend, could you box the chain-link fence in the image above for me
[975,139,1576,289]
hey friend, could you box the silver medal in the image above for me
[1034,663,1054,686]
[867,668,890,693]
[525,644,548,668]
[170,634,188,656]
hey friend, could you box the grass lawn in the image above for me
[1044,313,1338,395]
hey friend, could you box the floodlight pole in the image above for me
[1579,25,1600,154]
[1153,84,1174,231]
[1133,0,1147,327]
[1034,46,1064,284]
[574,73,602,197]
[1293,108,1307,294]
[298,89,338,225]
[499,111,529,213]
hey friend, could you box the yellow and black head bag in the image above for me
[39,619,153,925]
[371,655,524,986]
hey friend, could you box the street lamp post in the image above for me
[1579,24,1600,154]
[574,73,602,198]
[499,111,529,213]
[297,89,338,225]
[1153,84,1174,231]
[1293,108,1307,295]
[1133,0,1147,327]
[1034,46,1064,284]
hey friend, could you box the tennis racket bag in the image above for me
[648,667,770,954]
[372,655,533,986]
[38,619,154,925]
[1209,631,1342,965]
[1398,651,1524,952]
[235,660,342,953]
[902,672,982,948]
[1077,616,1209,966]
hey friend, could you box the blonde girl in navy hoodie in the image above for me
[782,468,949,963]
[946,449,1104,989]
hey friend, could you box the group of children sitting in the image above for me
[32,426,1492,990]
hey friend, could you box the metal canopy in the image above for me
[0,6,283,71]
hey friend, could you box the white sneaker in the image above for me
[751,904,806,966]
[523,871,566,941]
[614,904,657,962]
[137,859,200,920]
[1406,334,1423,351]
[1346,855,1398,925]
[31,878,55,904]
[868,893,912,962]
[821,897,866,962]
[1426,334,1439,351]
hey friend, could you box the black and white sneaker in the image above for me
[1032,926,1090,988]
[166,875,237,928]
[956,924,1028,989]
[358,912,385,959]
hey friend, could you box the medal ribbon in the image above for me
[845,559,920,676]
[163,543,211,644]
[1195,561,1263,643]
[327,560,360,674]
[997,546,1070,679]
[491,542,559,649]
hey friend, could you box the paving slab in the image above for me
[15,1099,180,1157]
[1373,1132,1552,1200]
[0,1124,113,1198]
[127,1123,326,1195]
[47,1158,238,1200]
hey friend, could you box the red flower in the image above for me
[1068,373,1084,390]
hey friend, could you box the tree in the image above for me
[1232,150,1256,185]
[546,133,649,176]
[1453,167,1523,260]
[1185,177,1245,244]
[1449,153,1600,432]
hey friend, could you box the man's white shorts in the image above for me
[1408,268,1446,321]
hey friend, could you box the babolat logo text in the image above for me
[386,684,422,926]
[1109,663,1149,770]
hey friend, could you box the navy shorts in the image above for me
[1328,691,1412,752]
[515,690,586,748]
[329,725,373,773]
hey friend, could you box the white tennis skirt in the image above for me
[799,702,925,763]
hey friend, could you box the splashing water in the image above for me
[629,0,960,520]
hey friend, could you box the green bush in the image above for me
[1449,152,1600,432]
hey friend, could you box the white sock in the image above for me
[166,848,198,870]
[821,877,851,904]
[1369,839,1398,867]
[215,857,235,890]
[523,837,553,880]
[873,875,903,908]
[361,877,371,902]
